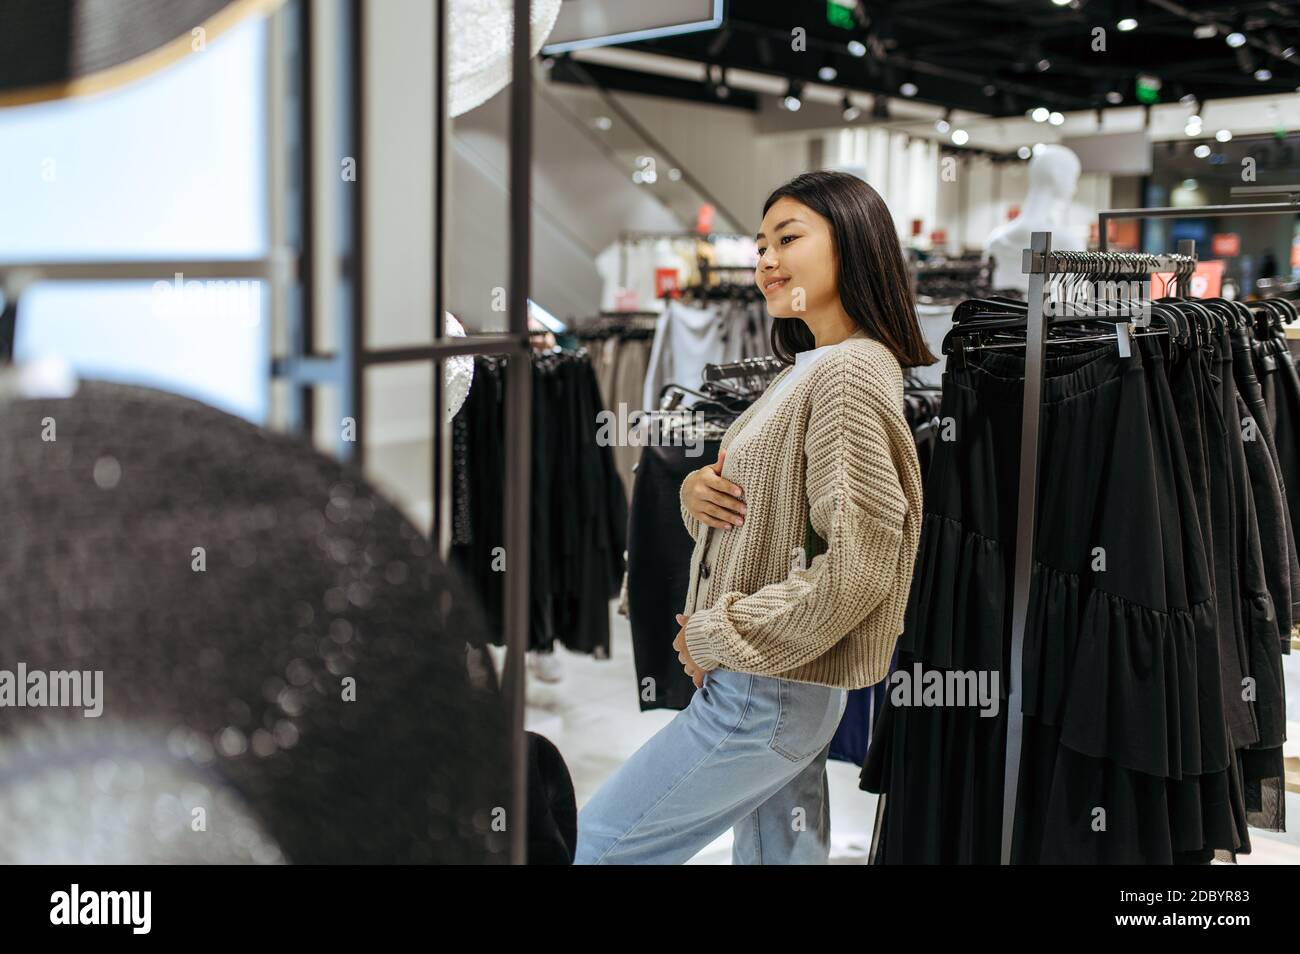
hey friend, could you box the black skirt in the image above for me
[862,336,1242,864]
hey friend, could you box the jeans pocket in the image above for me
[768,678,842,763]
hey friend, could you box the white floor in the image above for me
[492,599,1300,865]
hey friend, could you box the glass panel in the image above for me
[0,16,269,423]
[364,363,434,535]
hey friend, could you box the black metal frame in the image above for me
[1099,199,1300,253]
[236,0,540,863]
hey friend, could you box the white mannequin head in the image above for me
[985,145,1085,290]
[1026,144,1082,201]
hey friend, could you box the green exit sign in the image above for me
[827,1,855,30]
[1135,74,1162,104]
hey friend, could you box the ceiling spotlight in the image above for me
[983,83,997,96]
[1031,106,1050,122]
[1032,142,1046,155]
[842,94,861,121]
[1179,93,1197,106]
[818,64,838,82]
[847,39,867,57]
[1181,178,1198,190]
[1105,90,1124,104]
[1225,32,1247,48]
[1193,24,1217,39]
[783,80,803,111]
[1215,128,1232,142]
[1037,58,1052,71]
[1117,18,1138,31]
[1049,111,1065,125]
[1193,144,1212,158]
[900,82,918,97]
[1184,119,1202,136]
[1255,68,1273,81]
[951,129,970,146]
[1017,145,1033,159]
[668,167,682,181]
[935,110,952,134]
[1283,47,1297,60]
[592,115,612,131]
[1051,0,1071,6]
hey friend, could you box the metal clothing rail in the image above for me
[999,233,1196,865]
[1099,196,1300,252]
[702,354,783,381]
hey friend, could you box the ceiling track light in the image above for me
[782,79,803,112]
[1116,0,1138,31]
[706,64,729,100]
[842,93,861,122]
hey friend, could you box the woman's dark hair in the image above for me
[761,170,937,369]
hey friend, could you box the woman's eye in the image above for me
[781,234,796,245]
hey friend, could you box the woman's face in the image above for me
[754,196,838,320]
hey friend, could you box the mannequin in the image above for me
[986,145,1084,292]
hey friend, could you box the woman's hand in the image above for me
[674,613,704,688]
[682,449,747,530]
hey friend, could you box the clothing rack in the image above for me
[999,232,1198,865]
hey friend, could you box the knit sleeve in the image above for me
[682,350,909,676]
[679,476,704,541]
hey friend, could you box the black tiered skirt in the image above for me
[861,334,1266,864]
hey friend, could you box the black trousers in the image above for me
[626,441,720,712]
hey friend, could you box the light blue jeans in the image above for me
[574,667,848,864]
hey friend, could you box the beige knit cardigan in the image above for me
[679,332,924,690]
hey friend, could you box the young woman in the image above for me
[575,170,935,865]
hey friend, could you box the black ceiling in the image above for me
[550,0,1300,117]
